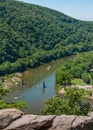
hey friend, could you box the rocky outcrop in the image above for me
[1,109,93,130]
[49,114,93,130]
[0,109,23,129]
[1,73,22,90]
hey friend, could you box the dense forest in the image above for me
[0,0,93,75]
[56,52,93,86]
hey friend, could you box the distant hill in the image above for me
[0,0,93,75]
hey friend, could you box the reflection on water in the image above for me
[42,86,45,93]
[3,58,69,114]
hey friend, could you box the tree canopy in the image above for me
[0,0,93,75]
[41,88,91,115]
[56,52,93,86]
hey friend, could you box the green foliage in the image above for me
[91,80,93,85]
[41,97,64,115]
[0,0,93,75]
[56,70,72,86]
[0,100,8,109]
[0,100,26,110]
[82,73,91,84]
[41,88,91,115]
[0,86,9,96]
[7,101,27,110]
[56,52,93,85]
[0,86,26,110]
[71,78,84,86]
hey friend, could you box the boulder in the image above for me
[1,109,93,130]
[4,115,55,130]
[72,115,93,130]
[49,115,77,130]
[50,114,93,130]
[0,109,23,129]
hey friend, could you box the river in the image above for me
[3,58,69,114]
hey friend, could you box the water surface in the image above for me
[3,58,68,114]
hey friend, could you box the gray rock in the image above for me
[1,109,93,130]
[50,114,93,130]
[72,116,93,130]
[49,115,77,130]
[4,114,55,130]
[0,109,23,129]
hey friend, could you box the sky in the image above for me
[19,0,93,21]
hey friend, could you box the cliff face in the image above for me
[0,109,93,130]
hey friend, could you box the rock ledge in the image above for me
[0,109,93,130]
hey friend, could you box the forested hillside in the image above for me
[0,0,93,75]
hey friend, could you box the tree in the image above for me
[56,70,72,86]
[1,0,93,76]
[82,73,91,84]
[41,88,91,116]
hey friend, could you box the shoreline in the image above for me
[0,73,23,90]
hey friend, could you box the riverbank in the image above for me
[2,60,60,114]
[2,54,93,114]
[0,73,22,90]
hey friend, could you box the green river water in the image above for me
[3,58,69,114]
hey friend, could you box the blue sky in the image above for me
[20,0,93,21]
